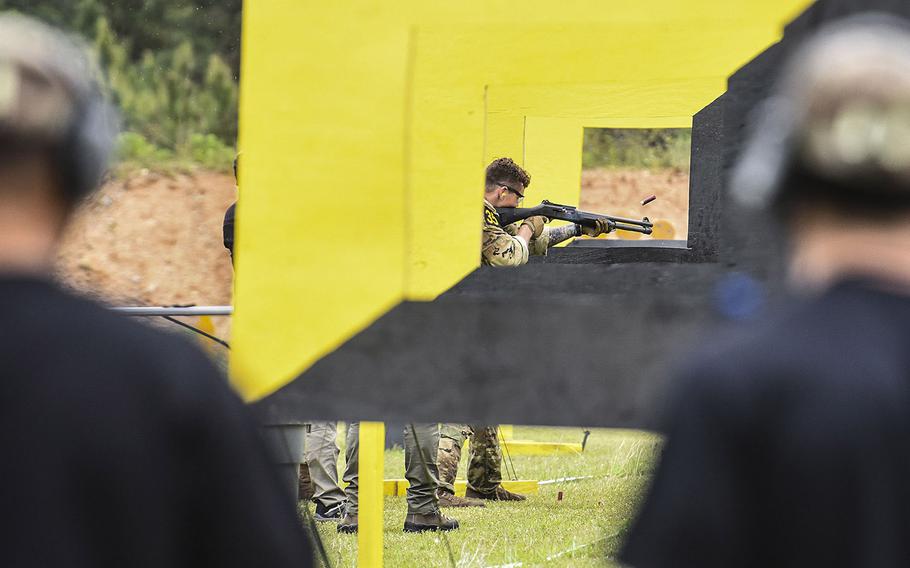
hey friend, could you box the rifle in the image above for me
[496,200,653,235]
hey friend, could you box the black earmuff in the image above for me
[54,88,118,205]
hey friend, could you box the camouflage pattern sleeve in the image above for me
[481,202,529,266]
[528,225,579,256]
[528,233,549,256]
[482,223,529,266]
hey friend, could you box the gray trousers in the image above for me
[301,422,345,508]
[343,422,440,515]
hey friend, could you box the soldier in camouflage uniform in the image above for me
[438,158,615,506]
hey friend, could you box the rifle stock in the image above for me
[496,200,653,235]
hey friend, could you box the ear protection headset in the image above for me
[0,14,119,205]
[731,13,910,213]
[55,85,119,204]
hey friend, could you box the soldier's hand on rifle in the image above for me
[580,219,616,237]
[520,215,548,239]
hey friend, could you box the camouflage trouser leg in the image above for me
[467,424,503,495]
[437,423,471,495]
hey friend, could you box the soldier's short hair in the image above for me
[485,157,531,192]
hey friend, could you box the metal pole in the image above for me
[110,306,233,317]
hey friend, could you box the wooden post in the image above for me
[358,421,385,567]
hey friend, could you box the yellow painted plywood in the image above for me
[502,440,584,456]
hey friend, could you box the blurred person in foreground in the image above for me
[621,14,910,568]
[0,14,312,567]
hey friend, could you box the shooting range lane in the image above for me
[250,0,886,428]
[231,0,810,403]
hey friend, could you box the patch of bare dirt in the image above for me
[51,167,689,344]
[56,170,236,339]
[580,167,689,239]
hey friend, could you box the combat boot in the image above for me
[437,490,485,508]
[466,485,527,501]
[337,513,358,534]
[298,463,315,502]
[314,501,345,521]
[403,511,459,533]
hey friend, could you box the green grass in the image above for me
[302,426,661,567]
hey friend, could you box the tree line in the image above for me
[0,1,242,169]
[583,128,692,171]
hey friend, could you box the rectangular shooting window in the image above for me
[579,127,691,242]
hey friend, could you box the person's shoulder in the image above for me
[61,289,193,349]
[483,200,501,228]
[671,285,902,411]
[39,283,221,387]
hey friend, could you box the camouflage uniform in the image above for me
[438,424,504,496]
[481,200,548,267]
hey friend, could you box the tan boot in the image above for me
[465,485,527,501]
[298,463,315,501]
[437,490,485,508]
[337,513,358,534]
[403,511,459,533]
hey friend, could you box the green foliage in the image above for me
[583,128,692,170]
[0,1,241,170]
[116,132,173,166]
[114,131,233,174]
[187,133,235,171]
[0,0,242,73]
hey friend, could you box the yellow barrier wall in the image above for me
[233,1,813,400]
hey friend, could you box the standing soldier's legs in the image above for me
[337,422,359,533]
[465,425,526,501]
[437,423,470,495]
[304,421,345,519]
[402,423,459,532]
[297,448,315,501]
[436,424,486,508]
[403,423,440,514]
[466,425,503,495]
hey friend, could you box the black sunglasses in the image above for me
[498,182,525,199]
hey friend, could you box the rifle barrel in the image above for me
[612,223,652,235]
[602,214,653,228]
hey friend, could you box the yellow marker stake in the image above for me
[195,315,217,356]
[358,422,385,568]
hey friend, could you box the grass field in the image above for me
[302,426,661,567]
